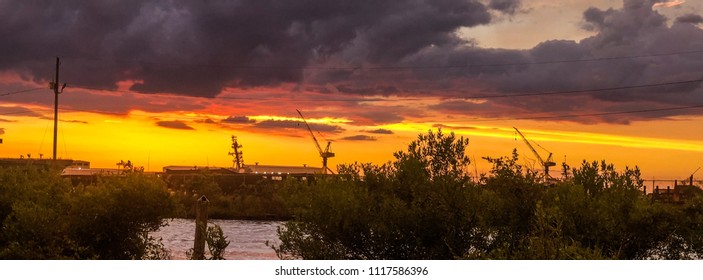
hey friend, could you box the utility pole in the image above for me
[49,57,66,160]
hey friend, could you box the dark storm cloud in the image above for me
[410,0,703,124]
[676,14,703,25]
[364,128,394,135]
[60,119,89,124]
[222,116,255,124]
[196,118,216,124]
[340,135,376,141]
[2,0,702,125]
[357,111,405,125]
[253,120,343,133]
[335,85,401,95]
[2,87,208,116]
[0,0,495,97]
[488,0,522,15]
[156,120,195,130]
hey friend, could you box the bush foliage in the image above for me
[274,129,703,260]
[168,172,290,220]
[0,167,178,259]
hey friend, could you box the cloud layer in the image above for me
[0,0,503,97]
[1,0,702,126]
[156,120,195,130]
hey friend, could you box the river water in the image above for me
[151,219,283,260]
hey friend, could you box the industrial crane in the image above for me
[513,127,556,177]
[296,109,335,174]
[228,135,244,171]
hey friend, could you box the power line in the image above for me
[348,50,703,70]
[0,91,697,128]
[0,109,50,116]
[468,104,703,122]
[64,49,703,71]
[216,95,425,102]
[53,102,703,124]
[58,107,130,116]
[70,85,426,102]
[72,77,703,102]
[0,88,44,97]
[462,78,703,99]
[58,107,212,120]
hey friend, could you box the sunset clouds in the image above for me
[1,0,701,127]
[653,0,686,8]
[0,0,702,176]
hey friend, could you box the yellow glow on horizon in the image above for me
[2,106,701,179]
[381,121,703,153]
[500,127,703,152]
[182,112,225,119]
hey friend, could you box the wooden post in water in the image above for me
[192,195,209,260]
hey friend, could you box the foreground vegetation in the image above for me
[0,164,279,259]
[0,167,178,259]
[2,130,701,259]
[274,130,703,259]
[168,174,290,220]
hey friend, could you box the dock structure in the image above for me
[0,158,89,169]
[649,183,703,204]
[160,164,321,193]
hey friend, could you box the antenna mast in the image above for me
[228,135,244,170]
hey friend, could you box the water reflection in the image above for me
[151,219,282,260]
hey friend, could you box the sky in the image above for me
[1,0,702,180]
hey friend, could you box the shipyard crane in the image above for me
[296,109,335,174]
[513,127,556,177]
[229,135,244,170]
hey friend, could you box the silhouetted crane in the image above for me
[297,109,335,174]
[513,127,556,178]
[229,135,244,170]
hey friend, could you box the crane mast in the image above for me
[229,135,244,171]
[513,127,556,177]
[296,109,335,174]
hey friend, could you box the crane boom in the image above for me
[513,127,556,177]
[297,109,324,155]
[513,127,546,164]
[296,109,335,174]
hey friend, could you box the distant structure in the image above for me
[513,127,556,178]
[160,136,325,189]
[296,109,335,174]
[161,163,319,191]
[228,135,244,171]
[0,158,88,169]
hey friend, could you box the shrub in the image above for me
[0,167,178,259]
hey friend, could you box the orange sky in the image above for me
[1,0,702,181]
[1,92,702,180]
